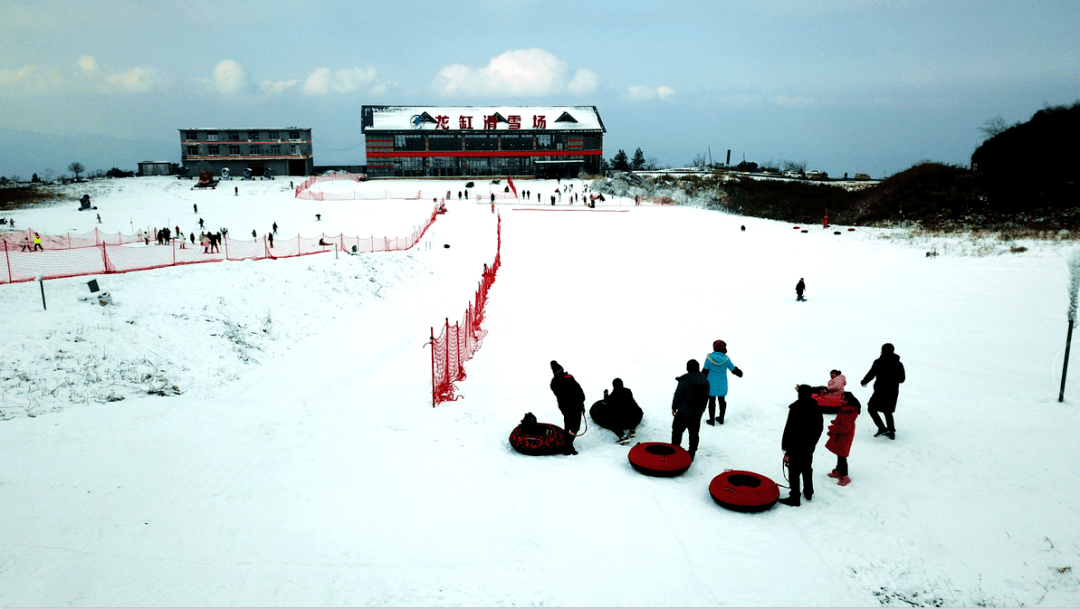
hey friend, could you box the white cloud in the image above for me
[567,68,598,96]
[626,85,675,101]
[212,59,246,95]
[302,66,377,95]
[0,64,38,85]
[433,48,597,98]
[770,94,814,107]
[77,56,97,73]
[260,79,298,95]
[106,67,156,93]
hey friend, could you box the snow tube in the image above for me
[509,422,567,456]
[813,391,860,415]
[589,400,643,434]
[628,442,692,477]
[709,470,780,512]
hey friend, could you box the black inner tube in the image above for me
[727,474,762,488]
[645,445,676,456]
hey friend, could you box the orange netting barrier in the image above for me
[295,173,458,201]
[0,204,440,285]
[428,214,502,407]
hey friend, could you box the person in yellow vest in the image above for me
[32,233,43,251]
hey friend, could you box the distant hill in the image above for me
[0,129,176,180]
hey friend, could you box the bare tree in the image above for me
[690,153,708,169]
[979,116,1011,139]
[41,168,55,182]
[68,162,85,180]
[646,156,660,170]
[782,159,807,173]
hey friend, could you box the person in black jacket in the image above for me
[671,359,711,459]
[590,378,643,444]
[779,385,825,506]
[550,360,586,456]
[860,343,906,440]
[796,278,806,301]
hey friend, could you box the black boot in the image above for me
[718,403,726,425]
[778,495,800,507]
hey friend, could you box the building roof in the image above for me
[361,106,605,133]
[178,127,311,132]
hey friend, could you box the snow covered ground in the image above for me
[1,177,1078,606]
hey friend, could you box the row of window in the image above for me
[388,134,598,151]
[185,145,302,156]
[184,130,305,142]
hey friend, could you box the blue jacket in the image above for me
[703,352,735,397]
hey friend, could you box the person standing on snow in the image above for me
[825,396,860,487]
[779,385,824,506]
[671,359,710,460]
[703,339,743,426]
[860,343,906,440]
[549,360,586,456]
[796,278,806,301]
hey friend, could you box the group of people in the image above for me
[548,340,907,508]
[18,233,44,251]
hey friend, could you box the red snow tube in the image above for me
[628,442,692,477]
[509,423,567,456]
[709,470,780,512]
[813,392,846,414]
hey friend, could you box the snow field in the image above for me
[0,177,1078,605]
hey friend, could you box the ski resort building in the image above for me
[361,106,605,179]
[178,128,314,177]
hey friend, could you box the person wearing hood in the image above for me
[860,343,906,440]
[549,360,586,456]
[671,359,710,459]
[779,385,824,506]
[703,339,743,425]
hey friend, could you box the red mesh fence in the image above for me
[428,214,502,407]
[295,173,454,201]
[0,204,439,285]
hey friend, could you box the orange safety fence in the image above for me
[428,214,502,407]
[0,204,440,285]
[295,173,461,201]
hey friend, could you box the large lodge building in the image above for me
[361,106,605,179]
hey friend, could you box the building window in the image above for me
[229,145,240,155]
[395,135,406,148]
[249,146,261,155]
[186,146,199,156]
[208,145,219,155]
[268,131,278,140]
[537,135,552,147]
[206,132,219,142]
[185,132,197,141]
[270,145,281,155]
[289,131,301,140]
[291,145,299,154]
[228,132,239,141]
[248,131,259,141]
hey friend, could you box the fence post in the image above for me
[100,242,110,273]
[455,319,463,379]
[172,237,176,266]
[224,235,229,260]
[444,317,450,389]
[3,241,10,284]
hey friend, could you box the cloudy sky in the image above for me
[1,0,1077,178]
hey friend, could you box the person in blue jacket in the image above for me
[703,339,744,425]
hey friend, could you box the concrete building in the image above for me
[178,128,314,177]
[361,106,605,179]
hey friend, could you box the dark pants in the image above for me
[835,455,848,477]
[561,405,582,453]
[671,411,703,456]
[788,452,815,499]
[868,408,895,433]
[708,396,727,423]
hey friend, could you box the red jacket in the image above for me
[825,402,859,457]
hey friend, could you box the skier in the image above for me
[32,233,43,251]
[199,217,205,229]
[589,378,643,444]
[796,277,806,301]
[193,203,198,214]
[779,385,824,506]
[670,359,710,460]
[268,233,274,248]
[549,360,586,456]
[860,343,906,440]
[272,222,278,234]
[703,339,743,426]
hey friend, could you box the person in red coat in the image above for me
[825,399,860,486]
